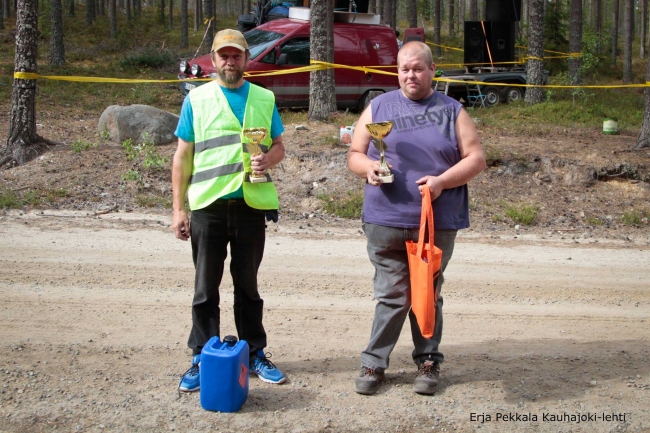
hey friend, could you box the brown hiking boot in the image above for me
[354,367,384,395]
[414,360,440,395]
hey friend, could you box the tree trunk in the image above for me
[634,54,650,149]
[181,0,188,48]
[593,0,601,53]
[159,0,165,24]
[85,0,95,26]
[109,0,116,37]
[622,0,633,82]
[433,0,441,57]
[568,0,582,85]
[308,0,336,121]
[525,0,544,105]
[194,0,199,31]
[203,0,213,54]
[168,0,173,28]
[50,0,65,65]
[612,0,619,62]
[408,0,417,28]
[382,1,394,28]
[126,0,131,21]
[135,0,141,17]
[641,0,647,59]
[448,0,454,37]
[469,0,476,21]
[3,0,56,169]
[367,0,376,14]
[67,0,74,17]
[459,0,465,27]
[0,0,4,31]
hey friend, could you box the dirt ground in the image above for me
[1,100,650,432]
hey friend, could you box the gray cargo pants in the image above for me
[360,222,457,371]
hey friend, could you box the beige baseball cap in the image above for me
[211,29,249,53]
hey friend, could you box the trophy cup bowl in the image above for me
[365,121,394,183]
[243,127,268,183]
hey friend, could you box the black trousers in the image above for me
[188,199,267,356]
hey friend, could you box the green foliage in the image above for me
[620,209,650,227]
[503,201,538,225]
[119,47,177,69]
[70,140,98,153]
[543,1,570,75]
[121,133,170,184]
[0,187,69,208]
[0,188,21,209]
[121,169,143,182]
[136,193,173,208]
[318,190,364,219]
[480,87,643,132]
[586,216,604,226]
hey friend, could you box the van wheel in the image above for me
[505,87,524,103]
[482,86,502,107]
[357,90,383,113]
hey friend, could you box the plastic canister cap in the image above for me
[223,335,238,346]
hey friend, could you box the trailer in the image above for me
[436,66,548,107]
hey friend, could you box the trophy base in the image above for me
[249,174,268,183]
[378,174,394,183]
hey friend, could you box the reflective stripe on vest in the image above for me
[187,81,279,210]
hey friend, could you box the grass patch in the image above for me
[318,190,364,219]
[0,187,69,208]
[0,188,21,209]
[620,209,650,227]
[120,134,170,184]
[502,201,538,225]
[586,216,604,226]
[136,193,172,208]
[480,87,644,133]
[70,140,98,153]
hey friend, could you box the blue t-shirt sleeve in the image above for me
[174,94,195,142]
[270,105,284,139]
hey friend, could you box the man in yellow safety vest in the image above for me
[172,29,286,392]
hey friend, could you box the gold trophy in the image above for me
[243,127,268,183]
[365,121,394,183]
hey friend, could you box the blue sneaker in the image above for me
[250,350,286,384]
[179,354,200,392]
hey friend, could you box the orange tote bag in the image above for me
[405,188,443,339]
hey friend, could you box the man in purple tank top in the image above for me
[347,41,486,395]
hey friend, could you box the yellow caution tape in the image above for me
[425,42,464,52]
[13,62,650,89]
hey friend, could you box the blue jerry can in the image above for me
[200,335,249,412]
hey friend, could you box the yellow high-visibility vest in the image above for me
[187,81,279,210]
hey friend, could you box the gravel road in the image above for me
[1,210,649,433]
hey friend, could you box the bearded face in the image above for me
[211,47,249,88]
[218,65,245,85]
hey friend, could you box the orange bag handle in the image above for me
[416,188,434,259]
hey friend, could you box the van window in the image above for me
[279,37,310,65]
[244,29,285,60]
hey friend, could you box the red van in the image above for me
[178,18,399,112]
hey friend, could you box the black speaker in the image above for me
[464,21,487,65]
[489,21,515,64]
[464,21,515,66]
[486,0,522,22]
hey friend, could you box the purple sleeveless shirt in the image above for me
[363,89,469,230]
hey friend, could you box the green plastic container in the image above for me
[603,118,618,135]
